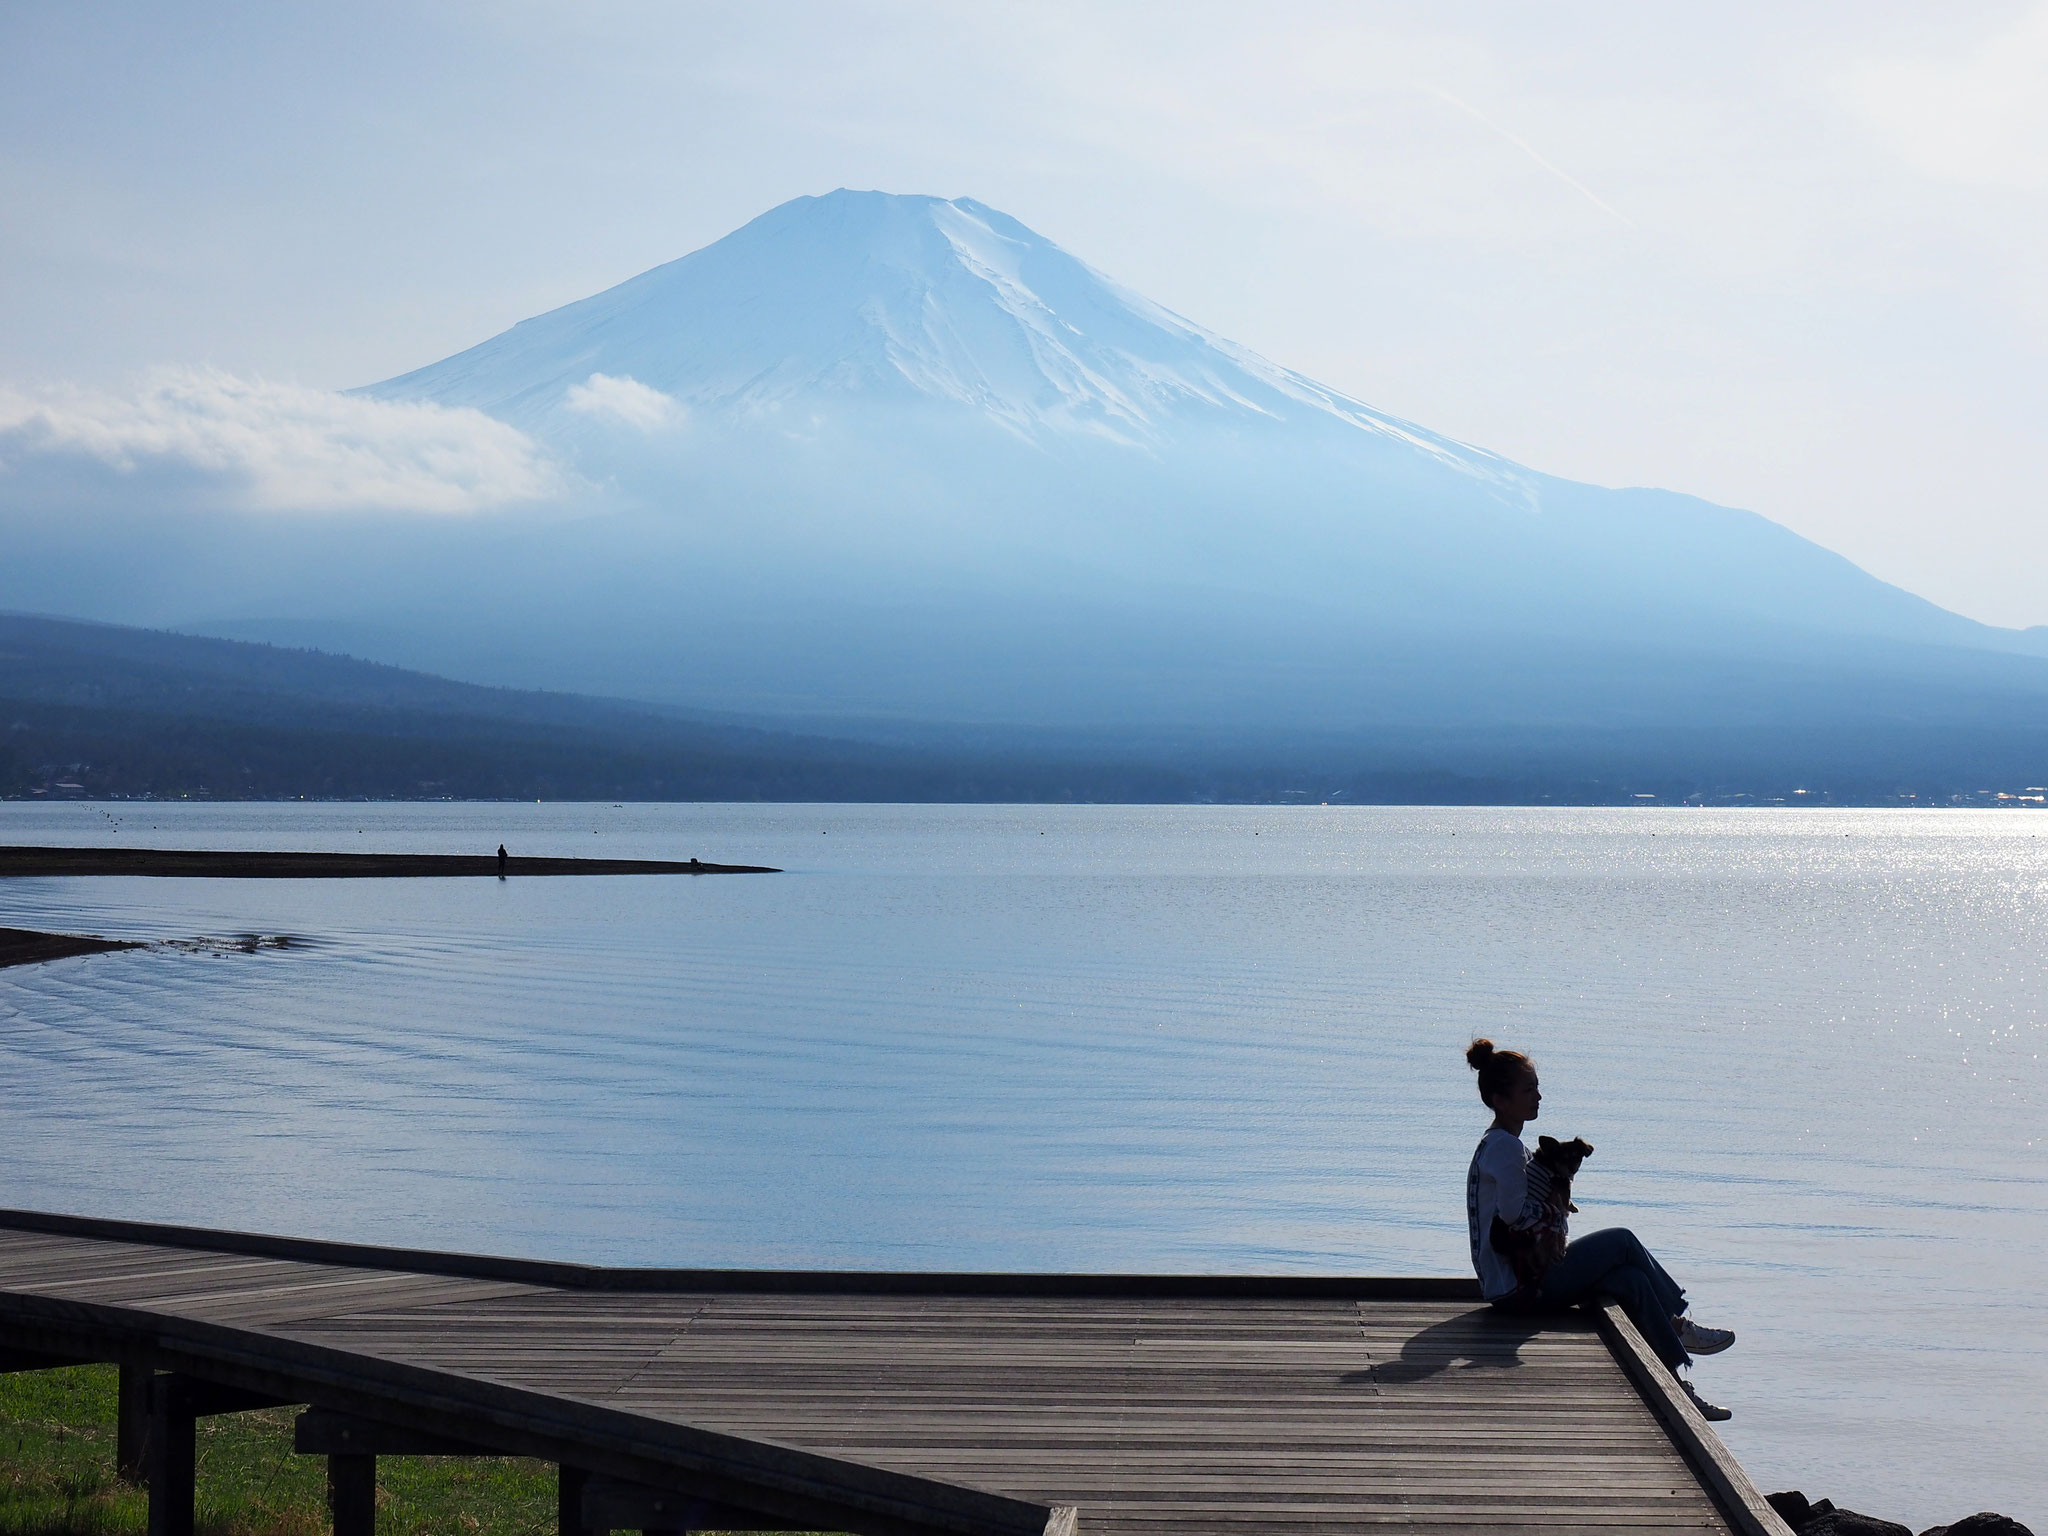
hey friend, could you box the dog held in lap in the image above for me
[1489,1135,1593,1291]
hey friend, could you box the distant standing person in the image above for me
[497,843,507,879]
[1463,1038,1738,1421]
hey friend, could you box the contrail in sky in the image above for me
[1426,86,1638,230]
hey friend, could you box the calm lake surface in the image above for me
[1,802,2042,1525]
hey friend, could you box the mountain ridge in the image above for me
[0,611,1199,802]
[9,610,2045,804]
[366,190,1530,481]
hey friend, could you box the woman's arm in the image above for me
[1480,1135,1553,1232]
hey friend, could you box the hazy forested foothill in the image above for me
[3,613,2044,807]
[0,613,1188,804]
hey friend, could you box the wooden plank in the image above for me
[125,1275,539,1326]
[781,1467,1718,1492]
[0,1210,1481,1301]
[8,1256,399,1300]
[0,1243,279,1284]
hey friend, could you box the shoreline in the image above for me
[0,845,780,878]
[0,927,147,969]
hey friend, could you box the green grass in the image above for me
[0,1365,556,1536]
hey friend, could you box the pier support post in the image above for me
[118,1363,149,1483]
[144,1375,196,1536]
[558,1464,589,1536]
[143,1373,298,1536]
[327,1452,376,1536]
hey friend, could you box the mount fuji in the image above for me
[370,192,1519,469]
[363,190,1967,659]
[13,189,2048,793]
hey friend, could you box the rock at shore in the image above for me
[1768,1493,2033,1536]
[1920,1518,2035,1536]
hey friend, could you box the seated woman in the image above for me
[1463,1038,1736,1421]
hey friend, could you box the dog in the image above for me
[1530,1134,1593,1213]
[1489,1135,1594,1290]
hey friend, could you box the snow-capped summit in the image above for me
[366,190,1514,485]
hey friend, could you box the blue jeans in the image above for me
[1537,1226,1691,1370]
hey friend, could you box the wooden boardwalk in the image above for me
[0,1211,1788,1536]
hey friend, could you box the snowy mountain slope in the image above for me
[370,193,1508,471]
[360,189,2014,667]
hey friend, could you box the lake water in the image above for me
[1,802,2042,1527]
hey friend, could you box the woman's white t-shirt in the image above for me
[1467,1127,1544,1301]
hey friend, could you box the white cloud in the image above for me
[563,372,687,431]
[0,367,566,514]
[1838,7,2048,190]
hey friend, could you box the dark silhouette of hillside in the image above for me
[4,613,2045,806]
[0,613,1191,803]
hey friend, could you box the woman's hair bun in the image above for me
[1466,1037,1534,1105]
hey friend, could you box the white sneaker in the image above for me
[1676,1317,1735,1355]
[1682,1378,1733,1422]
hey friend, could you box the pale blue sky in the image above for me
[3,2,2045,625]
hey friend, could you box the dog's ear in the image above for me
[1569,1138,1594,1158]
[1537,1135,1560,1152]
